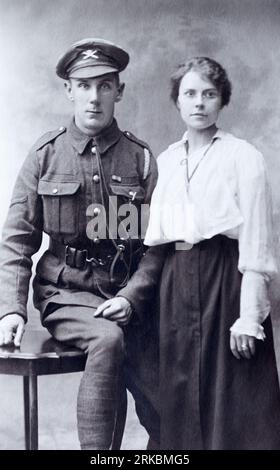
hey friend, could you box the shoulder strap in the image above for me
[32,126,67,151]
[123,130,152,181]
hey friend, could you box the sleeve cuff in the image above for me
[116,293,143,324]
[240,270,271,323]
[0,310,27,322]
[230,318,265,340]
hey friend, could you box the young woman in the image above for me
[96,57,280,450]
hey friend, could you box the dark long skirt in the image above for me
[159,235,280,450]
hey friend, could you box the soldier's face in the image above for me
[65,74,124,136]
[177,71,222,132]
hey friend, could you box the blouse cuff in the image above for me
[230,318,265,340]
[230,271,271,340]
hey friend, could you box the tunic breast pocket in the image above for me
[38,179,81,236]
[110,183,145,206]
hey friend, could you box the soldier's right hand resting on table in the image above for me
[0,314,25,347]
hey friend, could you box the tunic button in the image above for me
[93,237,100,244]
[91,146,97,154]
[112,175,122,182]
[93,207,101,215]
[52,188,58,194]
[93,174,100,183]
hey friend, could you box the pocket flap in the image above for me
[110,184,145,200]
[38,180,81,196]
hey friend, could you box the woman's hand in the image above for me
[230,332,256,359]
[94,297,133,326]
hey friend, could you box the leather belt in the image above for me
[49,238,144,288]
[49,239,113,270]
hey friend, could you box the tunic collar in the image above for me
[68,118,122,155]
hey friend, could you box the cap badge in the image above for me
[82,49,99,60]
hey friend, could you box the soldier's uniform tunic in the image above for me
[0,117,159,448]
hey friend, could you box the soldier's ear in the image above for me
[115,82,125,103]
[64,81,74,101]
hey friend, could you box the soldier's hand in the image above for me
[230,332,256,360]
[94,297,133,326]
[0,314,25,347]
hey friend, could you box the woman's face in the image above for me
[177,70,222,131]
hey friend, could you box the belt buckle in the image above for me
[65,245,88,269]
[65,245,79,268]
[76,249,88,269]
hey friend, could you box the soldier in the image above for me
[0,38,158,449]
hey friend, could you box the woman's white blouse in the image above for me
[144,130,278,339]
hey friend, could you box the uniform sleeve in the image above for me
[136,149,158,242]
[117,244,167,322]
[118,148,160,322]
[0,150,43,321]
[230,144,278,339]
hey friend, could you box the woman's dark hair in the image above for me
[170,57,232,108]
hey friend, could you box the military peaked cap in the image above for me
[56,38,129,79]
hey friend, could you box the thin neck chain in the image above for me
[184,138,217,185]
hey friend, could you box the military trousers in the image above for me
[43,305,124,450]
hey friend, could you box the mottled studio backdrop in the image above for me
[1,0,280,223]
[0,0,280,449]
[1,0,280,288]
